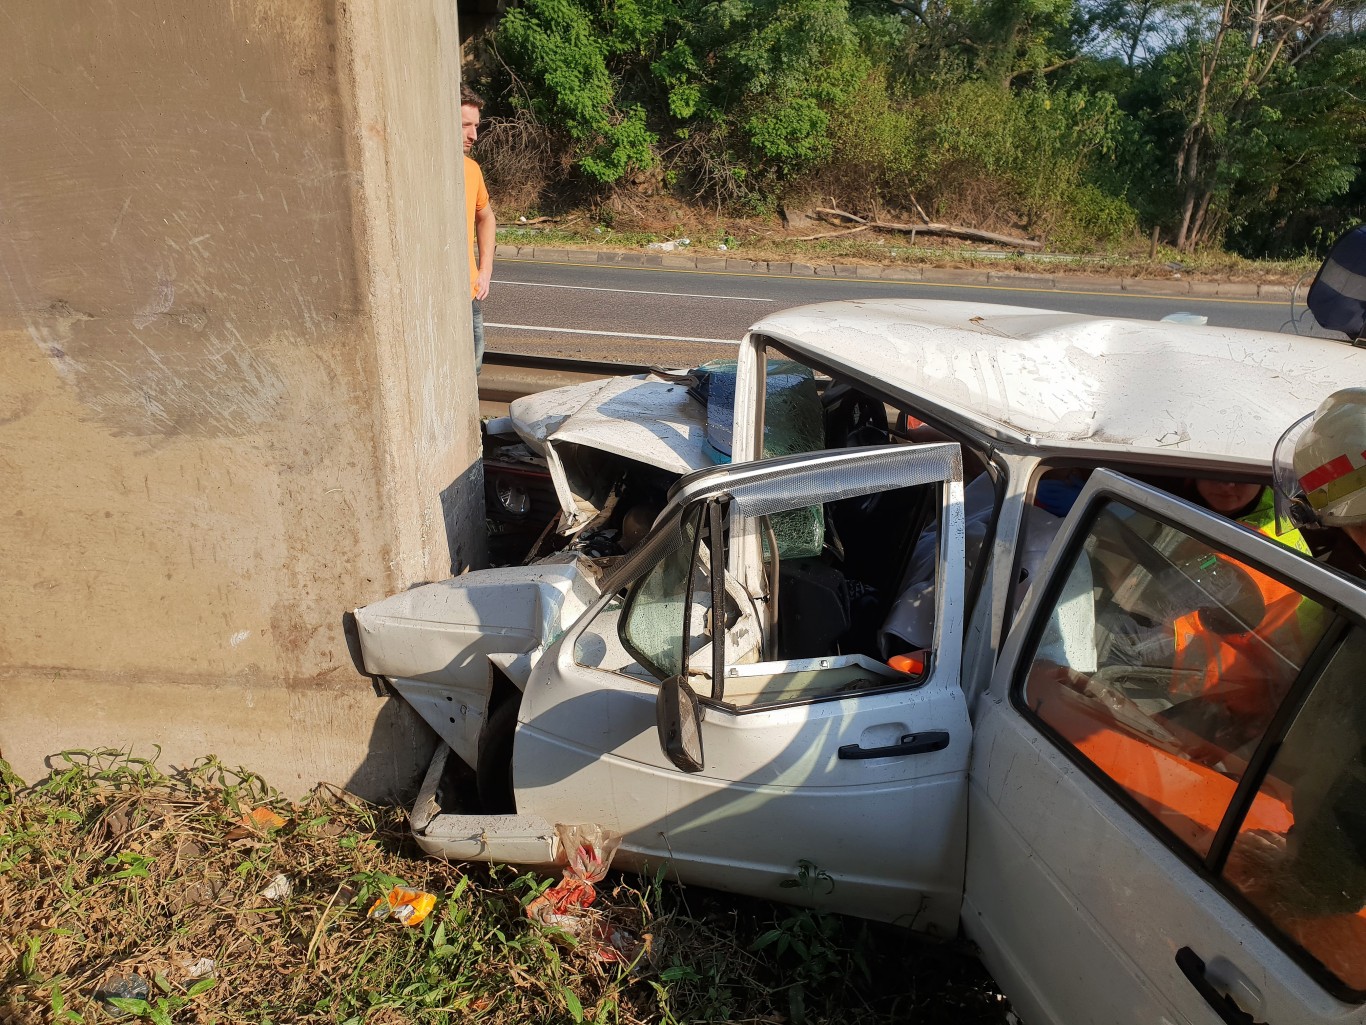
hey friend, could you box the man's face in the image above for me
[1195,479,1263,517]
[461,104,481,155]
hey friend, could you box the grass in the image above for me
[0,750,1010,1025]
[497,217,1323,285]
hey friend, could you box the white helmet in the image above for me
[1273,387,1366,528]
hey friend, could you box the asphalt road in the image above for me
[481,257,1299,368]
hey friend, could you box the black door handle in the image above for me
[1175,947,1263,1025]
[838,730,950,760]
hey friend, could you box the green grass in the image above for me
[495,217,1322,284]
[0,750,1009,1024]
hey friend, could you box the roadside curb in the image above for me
[495,244,1275,300]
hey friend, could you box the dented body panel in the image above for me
[749,299,1365,460]
[508,375,712,533]
[355,554,602,765]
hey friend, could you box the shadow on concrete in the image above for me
[441,460,487,576]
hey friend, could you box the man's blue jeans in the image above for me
[471,299,485,375]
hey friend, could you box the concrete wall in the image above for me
[0,0,483,799]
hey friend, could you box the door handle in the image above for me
[1175,947,1264,1025]
[838,730,950,760]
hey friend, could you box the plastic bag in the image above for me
[526,823,623,941]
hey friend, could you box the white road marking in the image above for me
[486,322,738,344]
[492,279,773,302]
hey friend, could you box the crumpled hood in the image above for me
[354,555,604,766]
[508,375,712,534]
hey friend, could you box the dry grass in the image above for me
[493,198,1322,286]
[0,751,1010,1025]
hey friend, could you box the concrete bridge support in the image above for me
[0,1,482,799]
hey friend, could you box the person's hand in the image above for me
[475,268,492,301]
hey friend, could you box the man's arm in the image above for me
[474,203,496,301]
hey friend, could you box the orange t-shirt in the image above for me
[464,156,489,299]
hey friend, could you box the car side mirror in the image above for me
[655,675,704,773]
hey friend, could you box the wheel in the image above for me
[476,697,519,813]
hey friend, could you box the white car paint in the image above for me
[355,300,1366,1025]
[507,373,712,533]
[356,554,602,765]
[746,299,1362,459]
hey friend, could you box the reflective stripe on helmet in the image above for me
[1307,461,1366,513]
[1301,453,1358,493]
[1317,254,1366,303]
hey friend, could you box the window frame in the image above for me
[1010,480,1366,1000]
[575,441,967,714]
[616,500,709,685]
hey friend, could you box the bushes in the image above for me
[470,0,1357,255]
[815,75,1138,249]
[493,0,659,186]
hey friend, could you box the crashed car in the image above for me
[357,299,1366,1025]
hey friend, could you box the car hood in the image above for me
[353,554,606,764]
[508,374,713,534]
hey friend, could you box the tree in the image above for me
[1155,0,1362,250]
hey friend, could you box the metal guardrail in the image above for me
[478,350,654,407]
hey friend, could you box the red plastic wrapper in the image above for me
[526,823,622,940]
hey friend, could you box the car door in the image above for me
[512,443,973,931]
[967,468,1366,1025]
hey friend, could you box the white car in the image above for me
[357,300,1366,1025]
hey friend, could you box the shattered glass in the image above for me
[690,359,825,559]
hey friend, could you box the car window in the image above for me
[1226,628,1366,992]
[722,476,941,709]
[617,504,708,681]
[1017,497,1366,994]
[574,471,948,707]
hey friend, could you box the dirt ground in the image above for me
[492,191,1318,287]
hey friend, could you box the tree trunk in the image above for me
[1188,189,1215,249]
[1174,129,1204,251]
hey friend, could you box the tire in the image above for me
[476,696,519,813]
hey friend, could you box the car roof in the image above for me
[748,299,1365,466]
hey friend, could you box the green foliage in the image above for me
[750,861,873,1025]
[1102,1,1366,252]
[819,71,1134,247]
[471,0,1365,256]
[1222,34,1366,255]
[495,0,660,183]
[487,0,871,194]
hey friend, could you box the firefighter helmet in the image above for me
[1274,387,1366,528]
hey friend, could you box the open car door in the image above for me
[511,443,972,929]
[968,469,1366,1025]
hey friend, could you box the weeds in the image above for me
[0,751,1008,1024]
[493,216,1321,284]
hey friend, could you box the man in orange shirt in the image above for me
[462,86,496,374]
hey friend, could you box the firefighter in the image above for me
[1275,386,1366,581]
[1220,388,1366,988]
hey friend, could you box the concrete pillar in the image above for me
[0,0,483,799]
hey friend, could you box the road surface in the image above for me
[481,257,1301,369]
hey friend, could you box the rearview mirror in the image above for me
[656,675,704,773]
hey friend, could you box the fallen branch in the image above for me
[513,214,581,227]
[792,224,871,242]
[815,207,1042,250]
